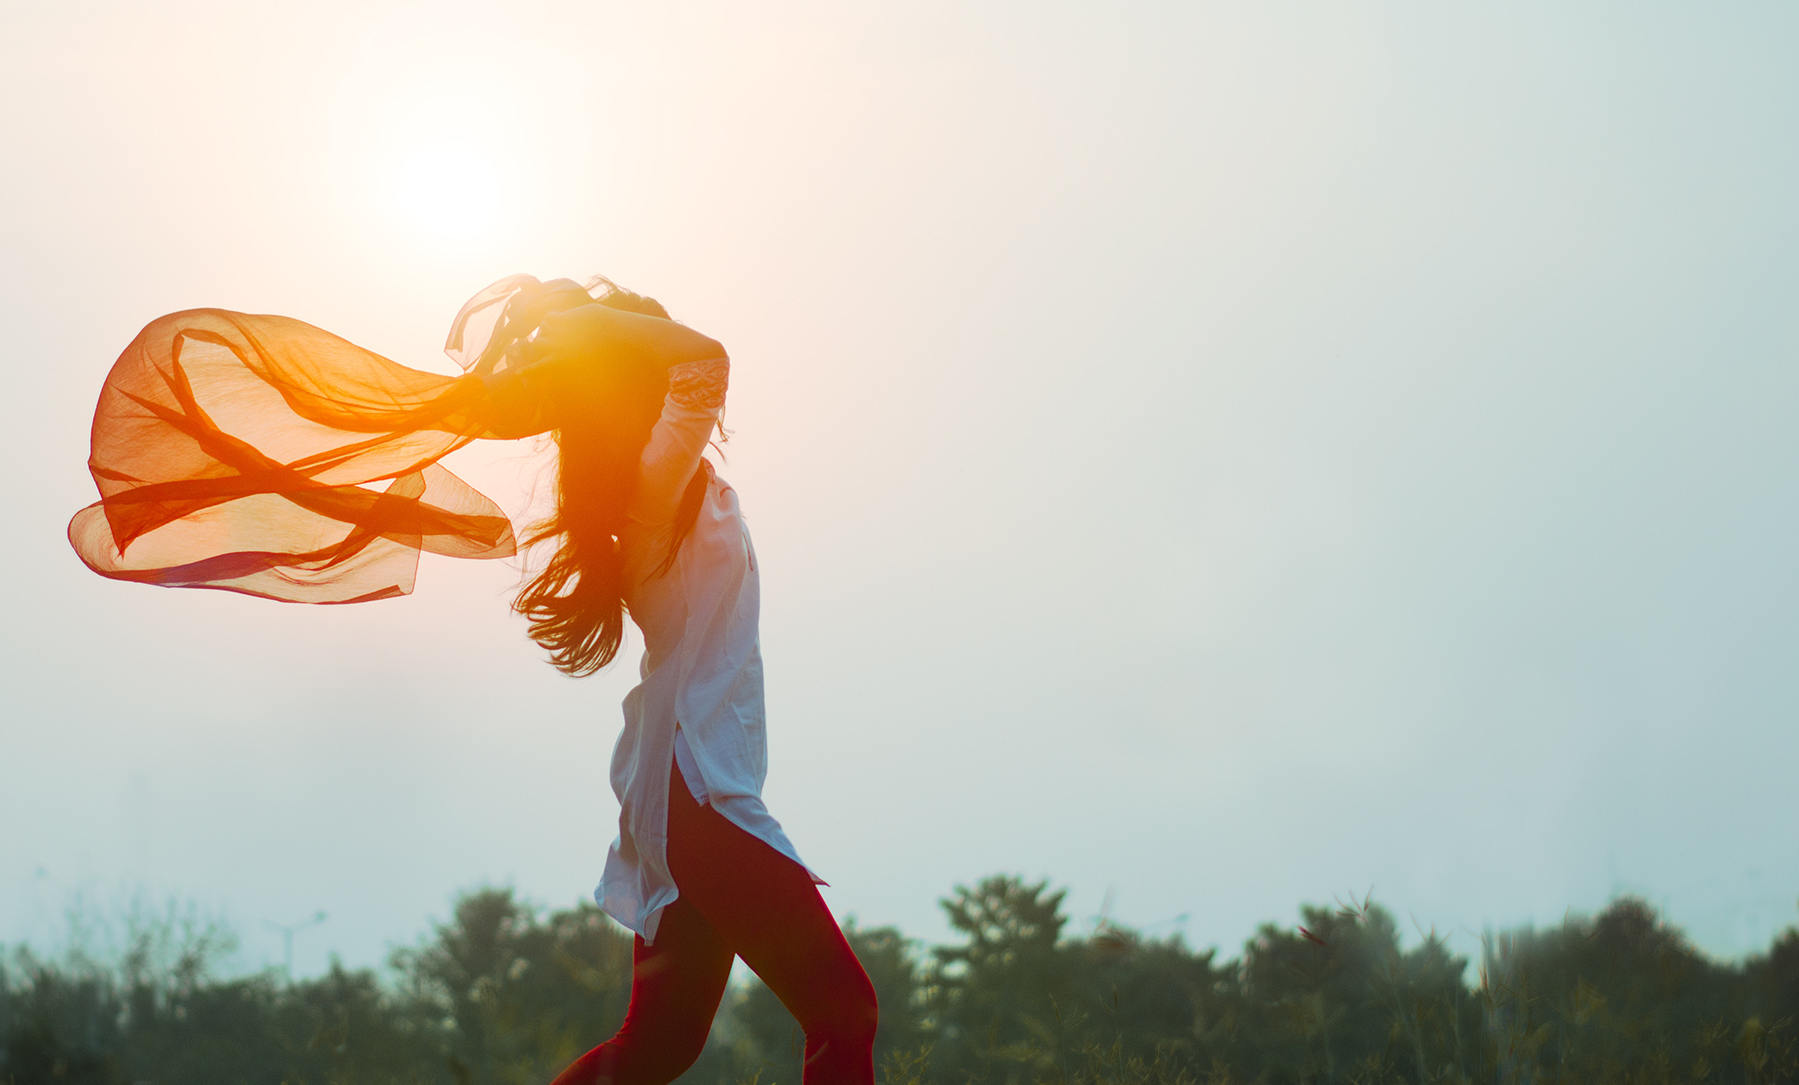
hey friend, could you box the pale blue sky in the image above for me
[3,1,1796,977]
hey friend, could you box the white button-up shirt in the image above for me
[595,359,814,943]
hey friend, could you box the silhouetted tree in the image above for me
[391,887,637,1084]
[5,881,1799,1084]
[930,875,1075,1084]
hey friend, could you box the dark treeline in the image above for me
[4,875,1797,1084]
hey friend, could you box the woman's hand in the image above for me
[521,303,725,375]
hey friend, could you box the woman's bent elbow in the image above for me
[691,333,726,362]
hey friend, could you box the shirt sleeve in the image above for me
[627,357,729,527]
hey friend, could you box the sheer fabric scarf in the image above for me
[68,276,565,603]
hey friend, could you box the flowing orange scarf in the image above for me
[68,277,549,603]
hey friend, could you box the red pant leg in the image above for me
[548,895,734,1085]
[666,765,879,1085]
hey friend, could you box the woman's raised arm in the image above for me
[477,302,726,439]
[528,302,725,374]
[628,357,730,529]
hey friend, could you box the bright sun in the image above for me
[383,140,505,242]
[363,70,526,246]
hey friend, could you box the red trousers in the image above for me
[550,764,878,1085]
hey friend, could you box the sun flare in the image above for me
[361,70,531,247]
[382,141,505,242]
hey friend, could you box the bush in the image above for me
[3,882,1795,1084]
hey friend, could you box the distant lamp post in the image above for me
[264,911,327,980]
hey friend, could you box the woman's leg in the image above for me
[548,895,734,1085]
[666,766,879,1085]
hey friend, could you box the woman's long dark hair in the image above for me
[495,278,710,677]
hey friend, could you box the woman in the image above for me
[68,276,879,1085]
